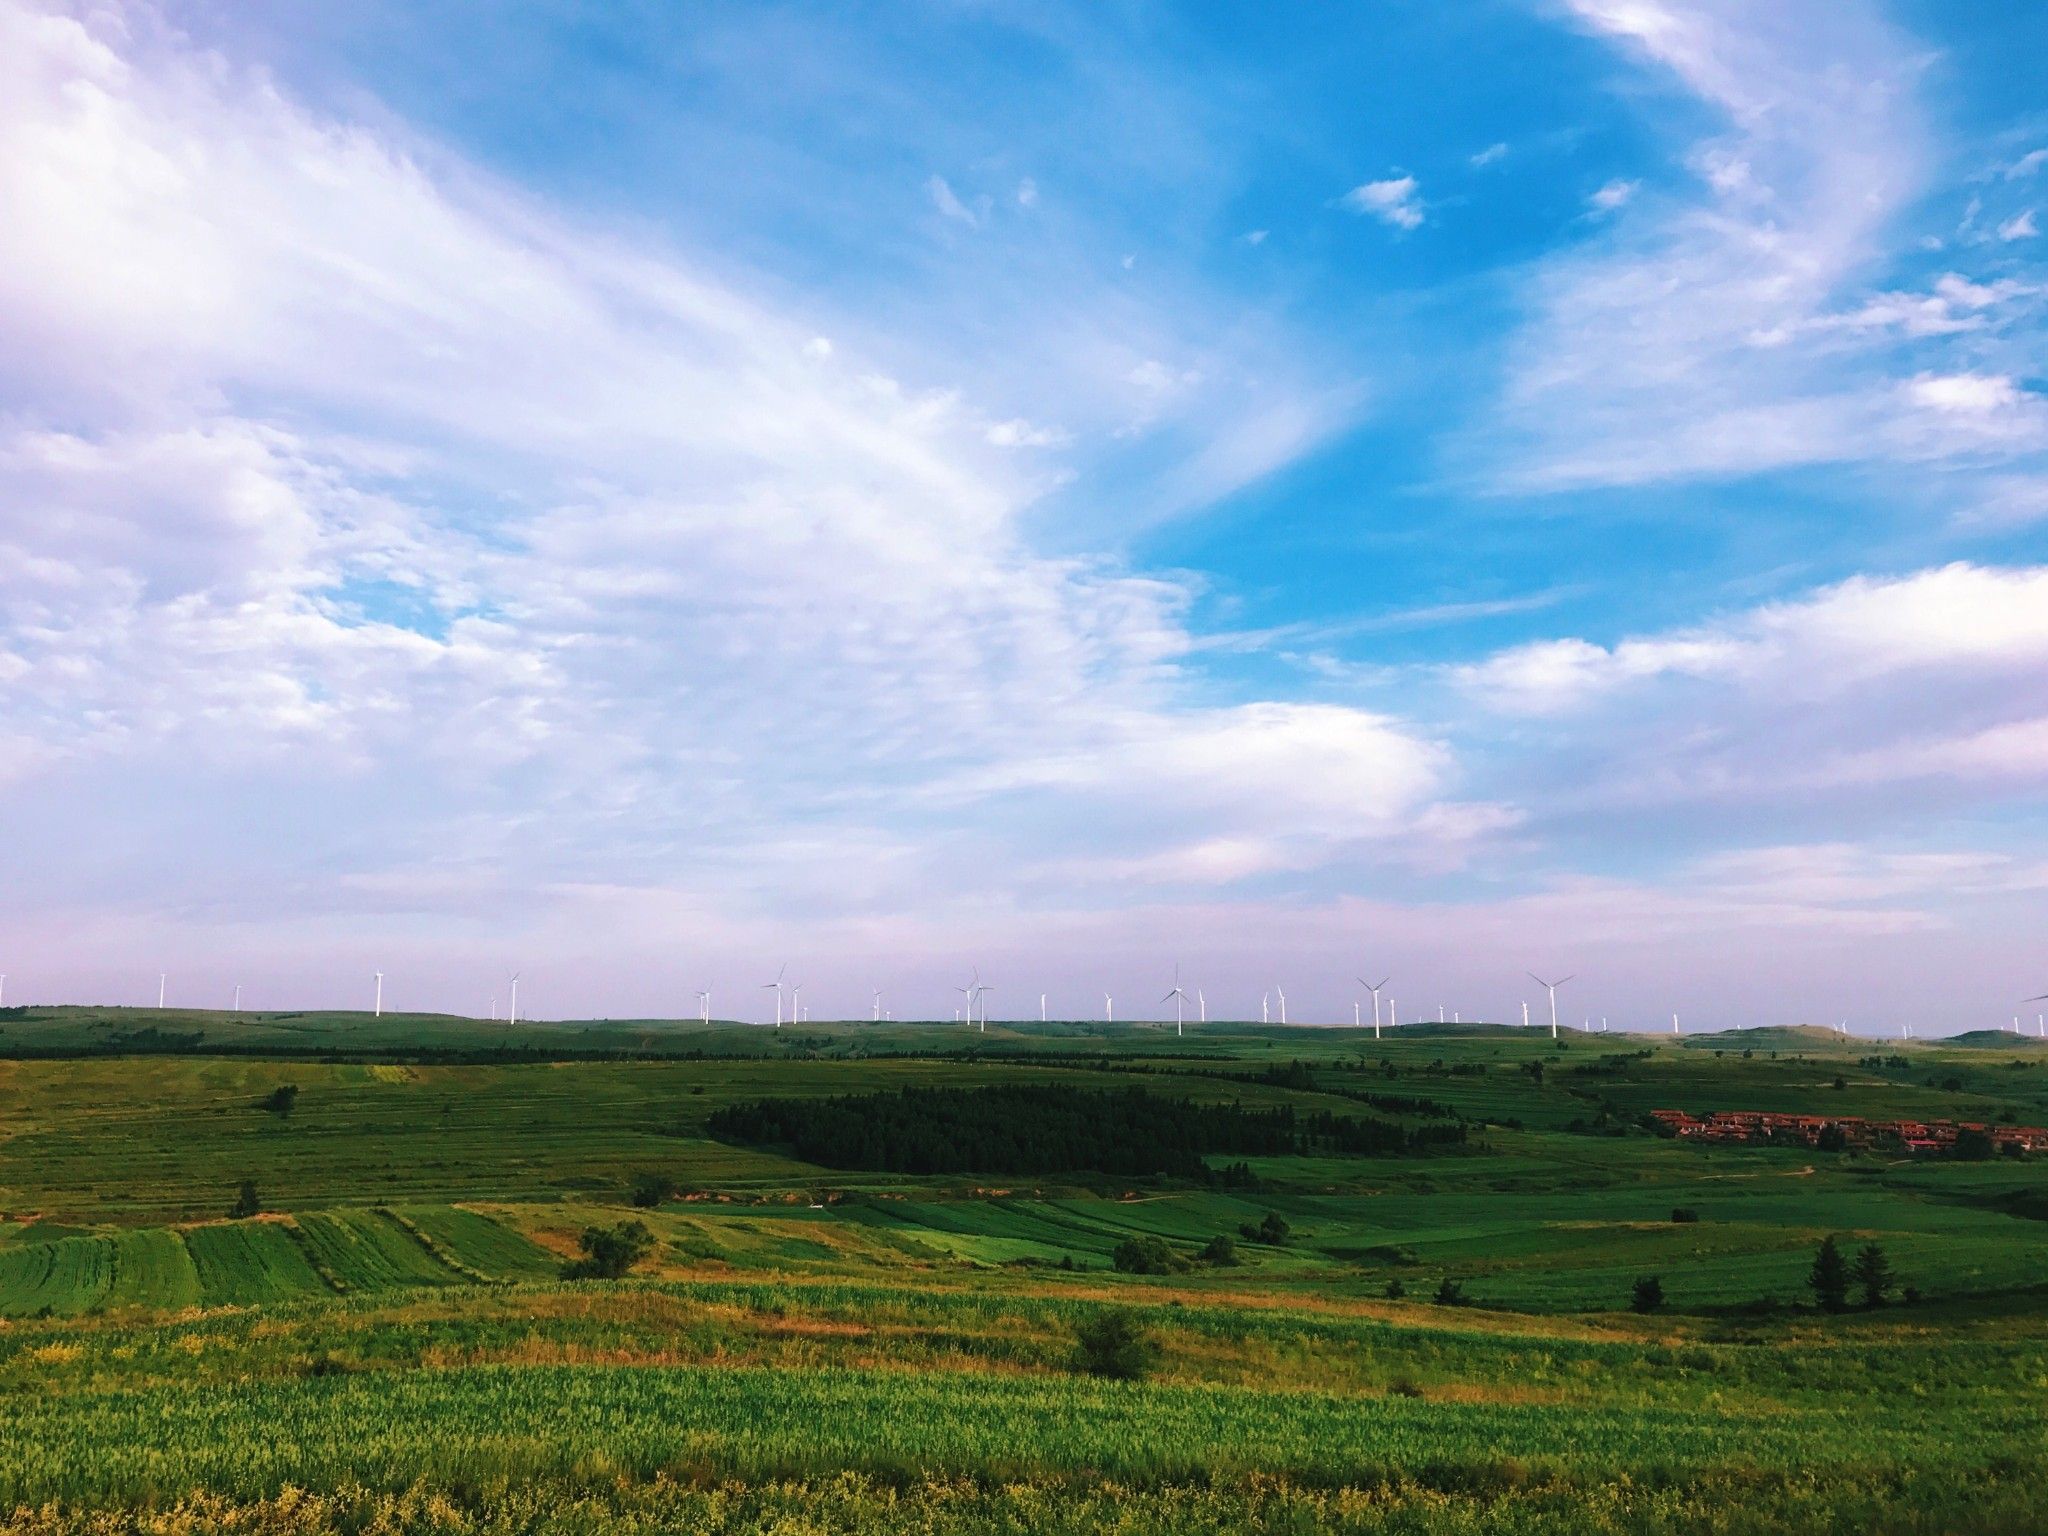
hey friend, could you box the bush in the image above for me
[1434,1277,1468,1307]
[1112,1236,1186,1275]
[1384,1277,1406,1300]
[561,1220,656,1280]
[230,1180,261,1219]
[1198,1234,1240,1268]
[1670,1207,1699,1223]
[1631,1275,1664,1313]
[259,1084,299,1117]
[1071,1310,1157,1380]
[1238,1212,1290,1246]
[629,1172,679,1208]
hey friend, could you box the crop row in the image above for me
[0,1207,553,1318]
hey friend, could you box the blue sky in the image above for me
[3,0,2048,1029]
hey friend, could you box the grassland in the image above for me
[0,1009,2042,1531]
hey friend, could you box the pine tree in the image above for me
[1809,1235,1850,1312]
[1852,1242,1894,1309]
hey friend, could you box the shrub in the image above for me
[1384,1277,1406,1300]
[1434,1277,1468,1307]
[1112,1236,1185,1275]
[1670,1207,1700,1223]
[561,1220,656,1280]
[1198,1234,1240,1268]
[230,1180,261,1219]
[1238,1212,1290,1246]
[1071,1310,1157,1380]
[629,1172,679,1208]
[1631,1276,1664,1313]
[259,1084,299,1117]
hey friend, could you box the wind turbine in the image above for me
[1358,977,1389,1039]
[872,989,883,1022]
[1040,993,1047,1023]
[697,989,711,1024]
[1275,986,1287,1025]
[231,983,240,1013]
[158,973,166,1009]
[0,974,6,1008]
[956,969,982,1028]
[975,985,993,1031]
[1261,991,1270,1025]
[373,972,384,1018]
[508,973,520,1027]
[790,981,804,1026]
[1104,992,1114,1024]
[1160,965,1190,1036]
[1527,973,1573,1039]
[1197,988,1207,1024]
[762,964,786,1027]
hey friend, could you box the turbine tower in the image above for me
[1261,991,1270,1025]
[0,973,6,1008]
[1160,964,1190,1036]
[1040,993,1047,1023]
[955,969,982,1028]
[761,964,786,1027]
[508,973,520,1027]
[231,983,239,1013]
[872,989,883,1022]
[1104,992,1113,1024]
[1359,977,1389,1040]
[790,981,804,1026]
[373,971,384,1018]
[975,985,993,1031]
[1275,986,1287,1025]
[158,973,166,1009]
[1197,988,1207,1024]
[696,989,711,1024]
[1527,973,1574,1039]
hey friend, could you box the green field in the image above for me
[0,1009,2043,1532]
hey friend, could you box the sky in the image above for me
[3,0,2048,1031]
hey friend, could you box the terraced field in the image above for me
[0,1206,557,1317]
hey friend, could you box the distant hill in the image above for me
[1677,1025,1862,1050]
[1945,1029,2045,1048]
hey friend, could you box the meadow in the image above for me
[0,1006,2043,1532]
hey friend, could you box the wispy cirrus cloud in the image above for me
[0,0,1450,1004]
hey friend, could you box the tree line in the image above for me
[706,1084,1462,1178]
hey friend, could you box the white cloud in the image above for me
[1586,177,1638,213]
[1243,228,1268,245]
[925,173,984,227]
[1909,371,2021,413]
[1341,175,1423,230]
[1015,176,1038,208]
[1476,0,1959,490]
[2007,148,2048,179]
[1455,564,2048,823]
[1471,142,1509,168]
[0,0,1441,971]
[1998,209,2038,241]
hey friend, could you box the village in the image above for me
[1648,1109,2048,1156]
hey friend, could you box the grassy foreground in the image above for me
[0,1015,2043,1531]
